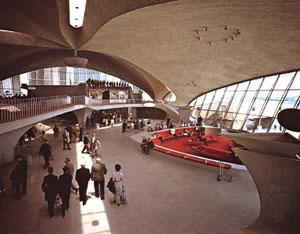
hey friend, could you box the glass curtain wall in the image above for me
[190,71,300,137]
[1,67,149,98]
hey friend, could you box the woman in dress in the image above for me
[112,164,124,206]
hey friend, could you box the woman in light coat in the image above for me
[112,164,124,206]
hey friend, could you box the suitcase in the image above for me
[120,189,126,202]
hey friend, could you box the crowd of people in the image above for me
[122,118,147,133]
[87,110,123,128]
[86,79,129,90]
[3,113,202,217]
[4,122,127,217]
[40,158,124,217]
[0,91,29,100]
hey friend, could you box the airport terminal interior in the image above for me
[0,1,300,234]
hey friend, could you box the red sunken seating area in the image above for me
[151,127,243,169]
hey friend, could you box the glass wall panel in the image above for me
[269,118,281,133]
[274,72,294,90]
[189,70,300,131]
[202,91,215,110]
[94,72,100,80]
[229,91,244,113]
[195,95,205,107]
[242,116,257,131]
[251,91,269,115]
[220,91,234,112]
[237,81,249,91]
[210,88,225,111]
[206,110,220,127]
[248,78,263,90]
[290,72,300,89]
[189,99,196,107]
[260,75,277,90]
[281,90,300,110]
[200,110,207,119]
[262,91,284,117]
[227,84,237,91]
[239,91,256,114]
[233,114,246,129]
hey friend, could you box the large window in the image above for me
[1,67,151,101]
[190,71,300,137]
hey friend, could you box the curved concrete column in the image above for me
[232,148,300,234]
[0,126,33,165]
[73,108,93,128]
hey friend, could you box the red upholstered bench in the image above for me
[175,128,184,136]
[158,130,173,140]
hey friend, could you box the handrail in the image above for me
[0,95,167,123]
[0,95,82,123]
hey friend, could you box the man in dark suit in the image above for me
[10,155,27,200]
[75,164,91,205]
[79,125,83,142]
[59,166,72,217]
[42,167,58,217]
[122,120,127,133]
[62,129,71,150]
[81,133,90,153]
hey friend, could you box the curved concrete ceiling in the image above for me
[0,0,300,105]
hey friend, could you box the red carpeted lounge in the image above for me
[151,127,243,169]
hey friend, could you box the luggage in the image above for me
[120,189,126,202]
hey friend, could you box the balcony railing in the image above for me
[0,95,84,123]
[0,96,163,123]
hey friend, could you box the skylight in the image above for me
[69,0,87,28]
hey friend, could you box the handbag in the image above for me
[48,154,54,161]
[106,177,115,193]
[55,195,62,206]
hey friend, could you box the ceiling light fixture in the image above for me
[69,0,87,28]
[143,102,156,107]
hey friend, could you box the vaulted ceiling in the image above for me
[0,0,300,105]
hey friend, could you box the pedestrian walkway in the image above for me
[0,124,260,234]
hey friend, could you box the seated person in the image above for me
[197,133,208,146]
[141,137,148,153]
[147,125,153,132]
[169,122,175,128]
[154,133,163,142]
[183,129,191,137]
[145,138,155,155]
[154,123,161,131]
[169,128,178,139]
